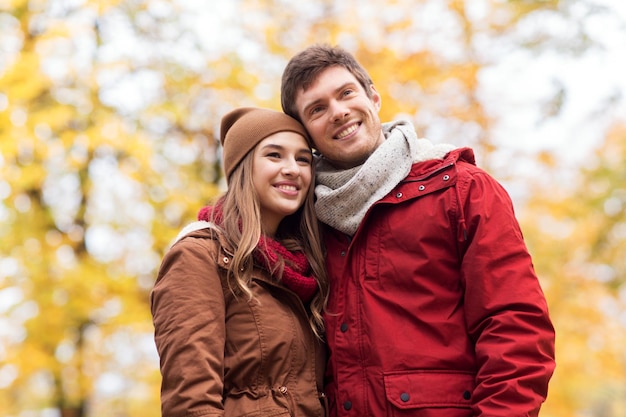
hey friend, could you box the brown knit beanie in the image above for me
[220,107,310,182]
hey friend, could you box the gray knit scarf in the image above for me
[314,120,455,235]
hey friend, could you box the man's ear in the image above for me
[370,85,382,110]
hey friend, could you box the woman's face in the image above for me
[252,131,312,236]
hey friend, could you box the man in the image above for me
[280,44,555,417]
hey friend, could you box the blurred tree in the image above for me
[0,0,222,415]
[522,123,626,417]
[256,0,600,171]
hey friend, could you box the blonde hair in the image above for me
[210,151,328,339]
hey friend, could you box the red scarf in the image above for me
[198,205,318,303]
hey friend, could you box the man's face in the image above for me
[294,66,385,169]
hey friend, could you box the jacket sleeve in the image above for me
[151,236,226,417]
[457,165,556,416]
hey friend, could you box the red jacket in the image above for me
[322,148,555,417]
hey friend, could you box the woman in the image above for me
[151,107,329,417]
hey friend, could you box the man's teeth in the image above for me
[337,124,357,139]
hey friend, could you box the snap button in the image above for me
[418,185,425,191]
[463,390,471,400]
[340,251,346,257]
[340,323,348,332]
[443,174,450,181]
[396,192,403,198]
[222,257,229,264]
[400,392,410,402]
[279,386,288,394]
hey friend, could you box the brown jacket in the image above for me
[151,226,327,417]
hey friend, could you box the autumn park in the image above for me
[0,0,625,416]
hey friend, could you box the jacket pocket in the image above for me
[227,406,290,417]
[384,370,474,415]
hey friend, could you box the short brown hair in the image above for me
[281,44,374,122]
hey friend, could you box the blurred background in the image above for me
[1,0,625,416]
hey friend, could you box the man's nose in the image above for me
[329,100,349,122]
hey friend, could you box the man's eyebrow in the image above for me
[301,99,321,116]
[333,81,358,93]
[302,82,356,112]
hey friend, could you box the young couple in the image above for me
[151,45,556,417]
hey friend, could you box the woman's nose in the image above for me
[281,158,299,176]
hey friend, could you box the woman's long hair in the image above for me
[210,151,328,339]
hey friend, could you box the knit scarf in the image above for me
[197,205,317,303]
[254,236,317,303]
[314,120,456,236]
